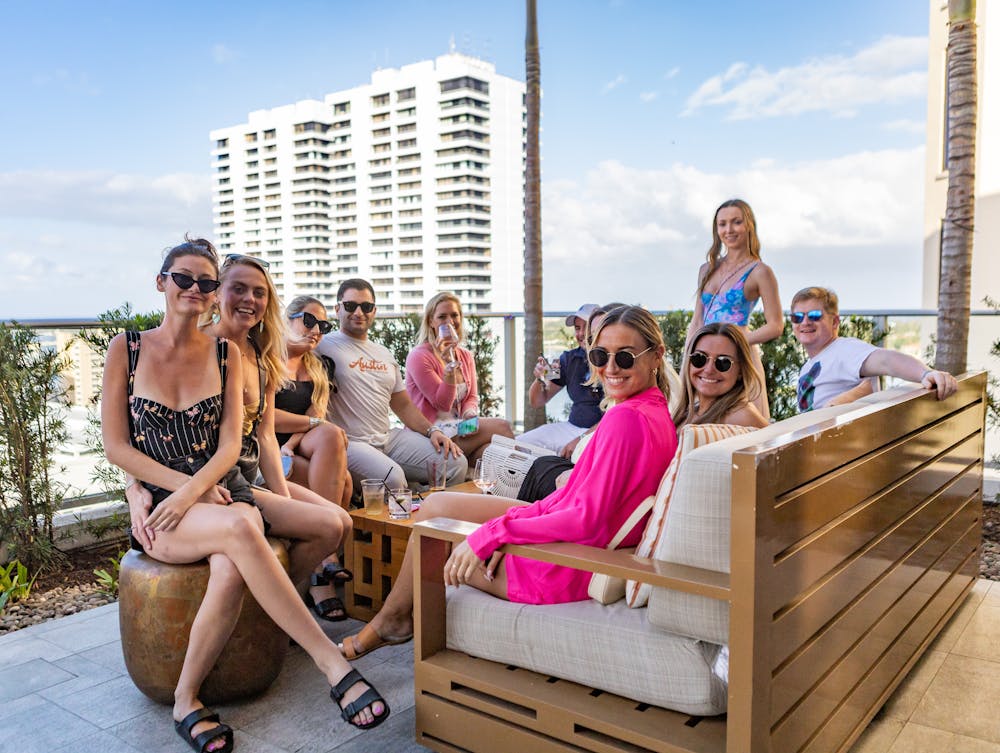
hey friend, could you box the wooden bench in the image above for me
[410,372,986,753]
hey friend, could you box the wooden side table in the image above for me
[343,482,482,620]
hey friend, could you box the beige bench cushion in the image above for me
[446,586,728,716]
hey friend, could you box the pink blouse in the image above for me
[405,341,479,421]
[467,386,677,604]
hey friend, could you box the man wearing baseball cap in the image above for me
[519,303,604,457]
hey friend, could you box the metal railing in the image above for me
[6,308,999,512]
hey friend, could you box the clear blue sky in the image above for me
[0,0,930,318]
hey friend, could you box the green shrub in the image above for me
[0,559,37,613]
[94,550,125,597]
[465,314,503,417]
[0,323,70,573]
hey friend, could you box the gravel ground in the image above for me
[3,502,1000,635]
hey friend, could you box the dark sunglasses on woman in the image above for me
[689,351,733,372]
[290,311,333,334]
[587,346,652,369]
[340,300,375,314]
[162,272,221,294]
[223,253,270,270]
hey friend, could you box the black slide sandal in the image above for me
[330,668,390,730]
[174,707,233,753]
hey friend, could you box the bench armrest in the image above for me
[413,517,730,600]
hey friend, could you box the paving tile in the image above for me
[49,674,159,728]
[234,654,414,753]
[0,658,76,702]
[848,717,905,753]
[911,653,1000,743]
[36,612,121,653]
[37,652,123,700]
[930,589,983,652]
[76,638,126,674]
[51,728,143,753]
[0,694,100,753]
[880,649,947,721]
[887,722,1000,753]
[981,579,1000,607]
[952,604,1000,662]
[325,705,431,752]
[0,634,73,670]
[107,706,194,753]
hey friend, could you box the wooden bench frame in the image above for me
[411,372,986,753]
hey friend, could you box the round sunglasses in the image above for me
[689,351,734,372]
[289,311,333,334]
[162,271,221,294]
[587,346,652,369]
[340,300,375,314]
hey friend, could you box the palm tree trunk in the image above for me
[523,0,545,430]
[935,0,977,375]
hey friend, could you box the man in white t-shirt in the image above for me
[316,279,466,490]
[791,286,958,412]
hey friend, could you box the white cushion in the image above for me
[626,423,757,608]
[446,586,728,716]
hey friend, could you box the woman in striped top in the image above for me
[102,239,389,752]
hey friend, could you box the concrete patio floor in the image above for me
[2,578,1000,753]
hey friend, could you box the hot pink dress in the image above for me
[467,385,677,604]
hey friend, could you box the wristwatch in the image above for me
[424,425,438,437]
[309,416,322,429]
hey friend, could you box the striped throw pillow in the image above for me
[625,422,757,608]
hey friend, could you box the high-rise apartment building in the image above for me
[210,53,526,313]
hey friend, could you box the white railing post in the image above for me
[504,314,517,425]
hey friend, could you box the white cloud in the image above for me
[683,35,928,120]
[0,170,212,229]
[601,74,627,94]
[212,43,237,64]
[542,147,925,309]
[639,91,659,103]
[0,170,213,318]
[883,118,926,134]
[664,66,680,80]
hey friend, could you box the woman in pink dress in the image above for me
[405,292,514,463]
[340,305,677,658]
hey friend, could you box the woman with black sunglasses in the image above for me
[274,295,353,510]
[672,322,768,428]
[104,239,389,749]
[337,305,677,659]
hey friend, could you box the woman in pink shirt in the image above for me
[405,292,514,462]
[341,305,677,659]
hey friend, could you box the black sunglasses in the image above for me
[162,272,221,294]
[340,300,375,314]
[290,311,333,334]
[224,253,270,270]
[587,346,652,369]
[790,309,824,324]
[689,351,734,372]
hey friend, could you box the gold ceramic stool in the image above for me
[118,538,290,705]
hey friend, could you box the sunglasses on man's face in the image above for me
[290,311,333,334]
[162,271,221,294]
[689,351,734,372]
[790,309,824,325]
[587,346,652,370]
[224,253,270,270]
[340,300,375,314]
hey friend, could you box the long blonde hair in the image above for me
[672,322,763,427]
[285,295,332,417]
[218,254,288,392]
[417,291,464,346]
[698,199,762,296]
[589,305,671,408]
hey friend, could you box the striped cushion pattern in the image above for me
[625,422,757,608]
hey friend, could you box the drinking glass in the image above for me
[546,354,561,381]
[388,487,412,520]
[438,323,459,370]
[425,457,447,492]
[361,479,385,517]
[473,458,496,495]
